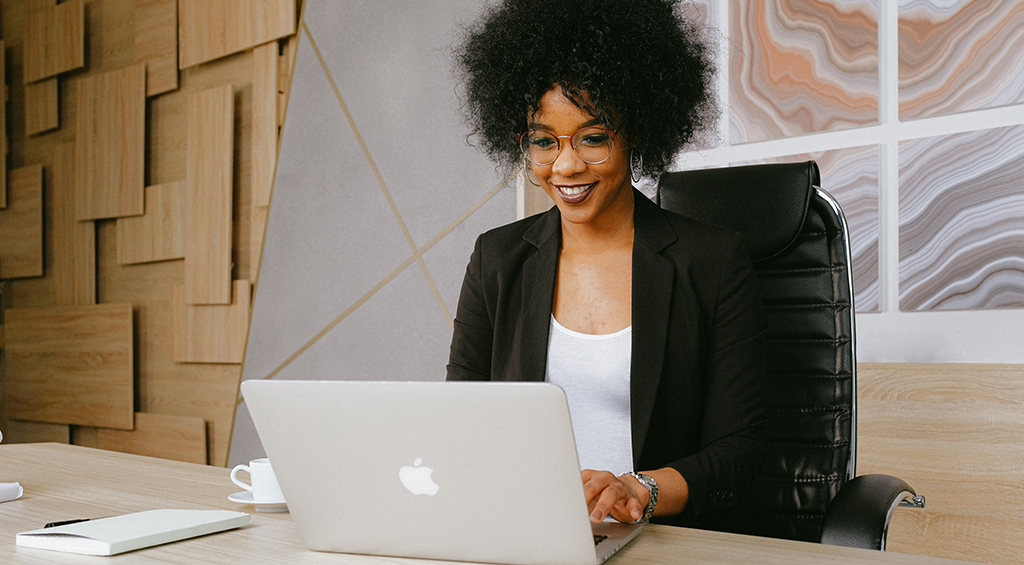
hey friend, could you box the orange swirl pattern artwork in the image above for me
[730,0,879,143]
[899,0,1024,120]
[899,125,1024,311]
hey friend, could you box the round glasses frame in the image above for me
[517,126,620,166]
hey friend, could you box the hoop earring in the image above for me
[523,157,540,187]
[630,150,643,183]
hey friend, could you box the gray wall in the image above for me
[230,0,516,465]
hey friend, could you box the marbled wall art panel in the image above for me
[682,0,712,27]
[899,125,1024,311]
[730,0,879,143]
[899,0,1024,120]
[739,146,880,312]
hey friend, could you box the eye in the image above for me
[528,134,557,150]
[576,130,611,147]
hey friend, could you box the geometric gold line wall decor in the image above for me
[24,0,84,83]
[178,0,296,69]
[0,164,44,279]
[4,303,135,430]
[135,0,180,97]
[184,84,234,305]
[75,63,147,221]
[232,0,519,466]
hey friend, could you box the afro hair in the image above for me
[455,0,717,178]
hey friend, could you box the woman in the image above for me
[447,0,766,529]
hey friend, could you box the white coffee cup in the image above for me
[230,458,285,502]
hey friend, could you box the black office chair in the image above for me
[657,161,924,550]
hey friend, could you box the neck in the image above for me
[560,189,635,252]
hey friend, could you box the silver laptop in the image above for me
[241,380,642,565]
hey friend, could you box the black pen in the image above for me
[43,518,91,528]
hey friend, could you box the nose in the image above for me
[551,139,587,177]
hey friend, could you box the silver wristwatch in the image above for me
[623,472,658,523]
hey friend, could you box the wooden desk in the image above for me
[0,444,977,564]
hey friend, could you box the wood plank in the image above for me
[97,412,207,464]
[135,0,179,96]
[24,0,85,83]
[252,41,278,208]
[171,280,249,363]
[4,304,135,430]
[71,426,101,448]
[178,0,296,69]
[75,63,147,220]
[24,77,58,136]
[0,164,44,279]
[858,363,1024,565]
[2,420,70,444]
[117,181,187,265]
[184,84,234,304]
[52,142,96,306]
[0,40,6,208]
[250,204,269,284]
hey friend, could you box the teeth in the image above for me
[559,184,593,196]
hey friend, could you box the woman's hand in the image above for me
[581,470,648,523]
[582,467,690,523]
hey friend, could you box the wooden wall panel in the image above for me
[135,0,179,96]
[252,41,278,208]
[171,280,249,363]
[117,181,187,265]
[3,420,70,444]
[5,304,134,430]
[75,63,147,221]
[1,40,6,208]
[97,412,207,464]
[1,0,299,468]
[858,363,1024,565]
[184,84,234,304]
[52,142,96,306]
[0,164,44,279]
[24,77,58,136]
[24,0,84,83]
[178,0,296,69]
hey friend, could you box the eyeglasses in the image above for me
[517,126,619,166]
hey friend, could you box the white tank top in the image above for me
[545,315,633,476]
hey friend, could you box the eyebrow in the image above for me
[527,117,607,131]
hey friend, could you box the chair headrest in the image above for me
[657,161,818,261]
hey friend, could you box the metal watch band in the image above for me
[623,472,658,523]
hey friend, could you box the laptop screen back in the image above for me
[241,380,600,565]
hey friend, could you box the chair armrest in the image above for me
[820,474,924,550]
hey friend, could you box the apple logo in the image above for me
[399,457,439,496]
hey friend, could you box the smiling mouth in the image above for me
[555,183,596,204]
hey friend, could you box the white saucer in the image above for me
[228,491,288,512]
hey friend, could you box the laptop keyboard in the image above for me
[593,534,608,546]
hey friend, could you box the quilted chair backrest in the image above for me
[658,161,855,542]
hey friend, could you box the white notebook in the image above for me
[16,509,250,556]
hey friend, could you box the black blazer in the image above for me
[447,191,766,526]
